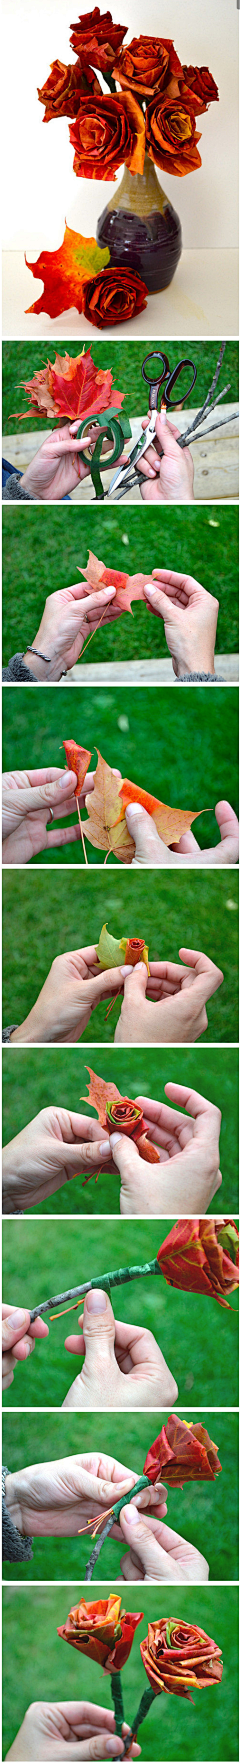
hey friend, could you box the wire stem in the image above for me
[84,1477,150,1580]
[30,1259,162,1321]
[122,1686,157,1754]
[111,1672,125,1738]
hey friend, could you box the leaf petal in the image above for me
[81,1065,121,1125]
[96,923,127,968]
[119,778,205,848]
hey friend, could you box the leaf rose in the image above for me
[37,57,101,123]
[143,1414,222,1486]
[57,1595,143,1670]
[69,90,145,178]
[70,7,127,71]
[114,34,182,95]
[146,95,202,176]
[157,1217,239,1306]
[140,1618,223,1700]
[182,64,219,114]
[82,266,147,327]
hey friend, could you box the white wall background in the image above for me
[2,0,238,250]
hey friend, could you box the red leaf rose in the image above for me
[37,58,101,123]
[82,267,147,328]
[69,90,145,179]
[140,1618,223,1701]
[157,1218,239,1307]
[114,34,182,95]
[57,1595,143,1671]
[146,94,202,176]
[182,64,219,114]
[70,8,127,72]
[143,1415,222,1486]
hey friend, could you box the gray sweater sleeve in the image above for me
[3,654,37,681]
[3,472,32,501]
[2,1468,33,1561]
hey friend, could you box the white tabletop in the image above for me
[2,247,238,339]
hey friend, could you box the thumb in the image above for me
[109,1131,140,1190]
[79,1737,128,1759]
[83,1287,116,1376]
[122,962,148,1004]
[2,1307,31,1351]
[120,1504,165,1580]
[144,582,177,621]
[85,963,133,1004]
[12,772,78,816]
[125,803,166,865]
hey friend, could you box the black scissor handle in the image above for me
[165,358,197,408]
[141,350,170,409]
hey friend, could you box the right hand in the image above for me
[119,1507,209,1583]
[2,1305,49,1392]
[114,950,223,1044]
[21,421,123,502]
[5,1701,141,1760]
[9,950,133,1045]
[63,1287,178,1410]
[137,414,194,503]
[110,1084,222,1215]
[144,568,219,676]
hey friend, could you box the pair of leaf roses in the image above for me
[62,736,206,864]
[25,9,218,325]
[58,1599,223,1749]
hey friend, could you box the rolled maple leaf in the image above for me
[70,9,127,70]
[69,90,145,181]
[124,937,147,966]
[145,94,202,176]
[140,1617,223,1701]
[157,1217,239,1308]
[62,740,91,798]
[105,1097,160,1164]
[57,1595,143,1671]
[82,267,147,329]
[143,1414,222,1486]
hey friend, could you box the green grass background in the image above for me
[2,502,238,666]
[2,869,238,1042]
[3,340,238,432]
[2,685,238,865]
[2,1409,238,1584]
[2,1046,238,1216]
[2,1584,238,1761]
[2,1217,239,1408]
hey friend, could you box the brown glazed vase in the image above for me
[96,153,182,294]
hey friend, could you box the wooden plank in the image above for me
[3,405,238,502]
[68,654,239,684]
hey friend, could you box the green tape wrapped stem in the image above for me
[111,1671,125,1738]
[122,1685,157,1754]
[84,1476,150,1581]
[30,1259,161,1321]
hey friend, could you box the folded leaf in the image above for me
[26,226,110,319]
[85,750,134,861]
[63,740,92,798]
[79,550,154,615]
[82,1065,122,1125]
[96,923,128,968]
[118,777,205,847]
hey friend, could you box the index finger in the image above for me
[179,946,223,986]
[165,1082,221,1130]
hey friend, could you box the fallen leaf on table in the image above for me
[25,225,110,318]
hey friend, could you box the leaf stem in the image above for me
[76,799,88,864]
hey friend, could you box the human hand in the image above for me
[2,1305,48,1392]
[144,568,219,676]
[5,1701,141,1760]
[119,1506,209,1583]
[21,421,123,502]
[4,1449,167,1536]
[2,1107,113,1210]
[137,414,194,503]
[125,801,239,866]
[10,949,133,1045]
[2,767,81,863]
[24,583,118,679]
[114,950,223,1044]
[110,1084,222,1215]
[63,1286,178,1410]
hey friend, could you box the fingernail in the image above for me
[145,584,157,595]
[110,1132,122,1147]
[134,961,145,971]
[86,1288,107,1313]
[120,964,133,976]
[106,1740,123,1755]
[103,585,116,596]
[8,1309,28,1330]
[123,1502,140,1524]
[126,803,144,817]
[59,770,76,788]
[101,1140,111,1154]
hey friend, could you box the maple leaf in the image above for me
[82,1065,121,1126]
[63,740,92,798]
[25,225,110,319]
[81,1066,160,1165]
[79,551,154,616]
[83,750,205,859]
[96,922,149,972]
[16,350,124,423]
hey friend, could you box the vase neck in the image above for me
[107,153,167,216]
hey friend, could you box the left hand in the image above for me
[2,1107,113,1210]
[4,1450,167,1536]
[137,413,194,503]
[119,1506,209,1583]
[2,766,85,863]
[125,800,239,866]
[10,950,133,1044]
[20,420,123,502]
[110,1084,222,1215]
[5,1702,141,1760]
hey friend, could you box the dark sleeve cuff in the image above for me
[2,1468,33,1561]
[3,473,32,501]
[3,654,37,681]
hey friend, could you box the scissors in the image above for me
[107,349,197,500]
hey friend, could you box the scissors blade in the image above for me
[107,412,157,498]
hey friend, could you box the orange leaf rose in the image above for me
[182,64,219,114]
[82,267,147,328]
[140,1618,223,1701]
[57,1595,143,1670]
[114,34,182,95]
[157,1217,239,1307]
[143,1415,222,1486]
[69,90,145,179]
[70,8,127,72]
[146,95,202,176]
[37,57,101,123]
